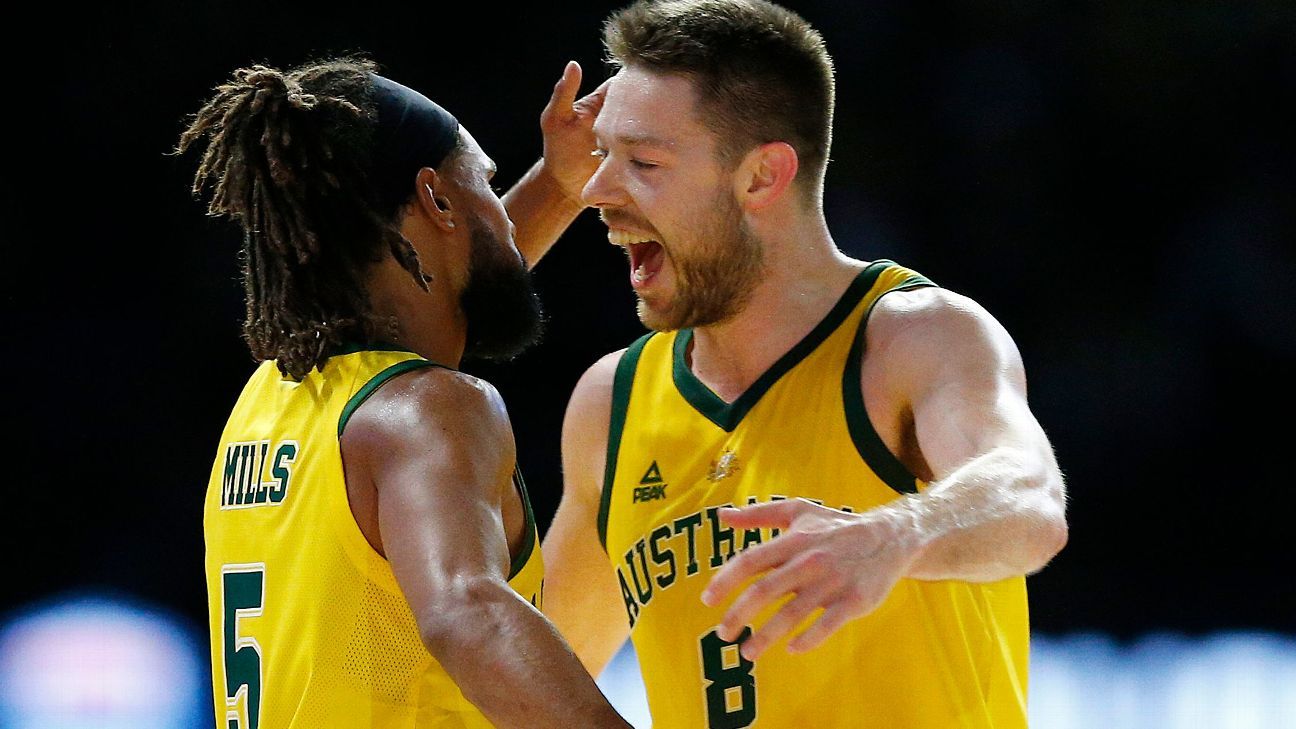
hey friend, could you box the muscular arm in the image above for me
[342,368,628,728]
[503,61,607,268]
[882,289,1068,581]
[541,351,633,677]
[704,288,1067,660]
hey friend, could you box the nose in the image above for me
[581,157,624,209]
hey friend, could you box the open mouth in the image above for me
[609,230,666,289]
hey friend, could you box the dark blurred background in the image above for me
[5,0,1293,663]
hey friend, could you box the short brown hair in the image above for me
[604,0,835,201]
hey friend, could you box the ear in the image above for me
[735,142,799,211]
[415,167,457,232]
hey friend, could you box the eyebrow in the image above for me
[610,132,676,149]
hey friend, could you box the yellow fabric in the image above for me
[602,261,1029,728]
[204,348,544,729]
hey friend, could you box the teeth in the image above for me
[608,229,656,246]
[633,264,648,283]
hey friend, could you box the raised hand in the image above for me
[539,60,610,204]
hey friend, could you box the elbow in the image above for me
[1049,511,1069,558]
[1029,515,1068,574]
[1024,488,1069,574]
[416,576,516,657]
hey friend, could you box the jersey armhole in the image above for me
[507,468,538,579]
[841,278,935,496]
[598,333,654,552]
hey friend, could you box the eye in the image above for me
[491,185,503,194]
[591,148,609,160]
[630,159,658,170]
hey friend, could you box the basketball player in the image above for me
[542,1,1069,727]
[180,58,630,728]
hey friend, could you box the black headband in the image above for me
[368,73,460,210]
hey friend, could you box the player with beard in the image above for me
[180,57,630,728]
[543,1,1069,727]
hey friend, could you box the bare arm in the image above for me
[342,368,629,728]
[503,61,608,268]
[541,351,633,677]
[703,288,1067,661]
[886,289,1068,580]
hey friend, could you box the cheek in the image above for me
[478,195,513,237]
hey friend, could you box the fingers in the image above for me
[713,549,827,645]
[543,60,582,121]
[737,584,831,662]
[715,498,813,530]
[787,604,856,655]
[700,532,803,608]
[574,76,612,117]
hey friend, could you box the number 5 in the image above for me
[222,564,265,729]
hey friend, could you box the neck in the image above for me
[366,257,467,368]
[688,219,862,401]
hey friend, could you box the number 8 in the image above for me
[699,627,756,728]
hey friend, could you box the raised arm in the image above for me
[703,287,1068,660]
[342,367,629,728]
[503,61,608,268]
[541,351,634,677]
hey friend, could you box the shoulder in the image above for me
[563,347,629,430]
[866,286,1025,388]
[560,347,632,496]
[345,366,515,456]
[570,348,626,403]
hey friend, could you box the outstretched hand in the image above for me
[700,498,925,662]
[539,60,610,205]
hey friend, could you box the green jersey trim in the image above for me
[508,468,538,580]
[599,333,654,552]
[671,261,894,433]
[841,272,936,495]
[337,359,443,437]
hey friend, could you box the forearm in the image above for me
[895,446,1067,582]
[419,577,629,729]
[503,158,587,268]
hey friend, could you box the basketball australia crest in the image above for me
[706,448,740,482]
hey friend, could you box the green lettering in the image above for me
[221,445,239,507]
[269,442,296,504]
[706,506,736,568]
[672,513,703,576]
[649,525,676,589]
[624,539,653,605]
[616,566,639,627]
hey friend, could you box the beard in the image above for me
[639,189,766,332]
[458,213,545,361]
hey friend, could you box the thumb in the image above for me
[543,60,582,120]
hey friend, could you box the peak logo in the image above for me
[634,461,667,503]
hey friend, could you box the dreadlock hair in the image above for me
[175,56,437,379]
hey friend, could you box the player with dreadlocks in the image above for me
[181,56,631,728]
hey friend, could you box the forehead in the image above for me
[451,126,495,175]
[595,66,711,146]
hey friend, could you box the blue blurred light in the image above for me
[0,592,207,729]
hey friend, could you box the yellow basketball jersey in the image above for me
[601,260,1029,728]
[204,346,544,729]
